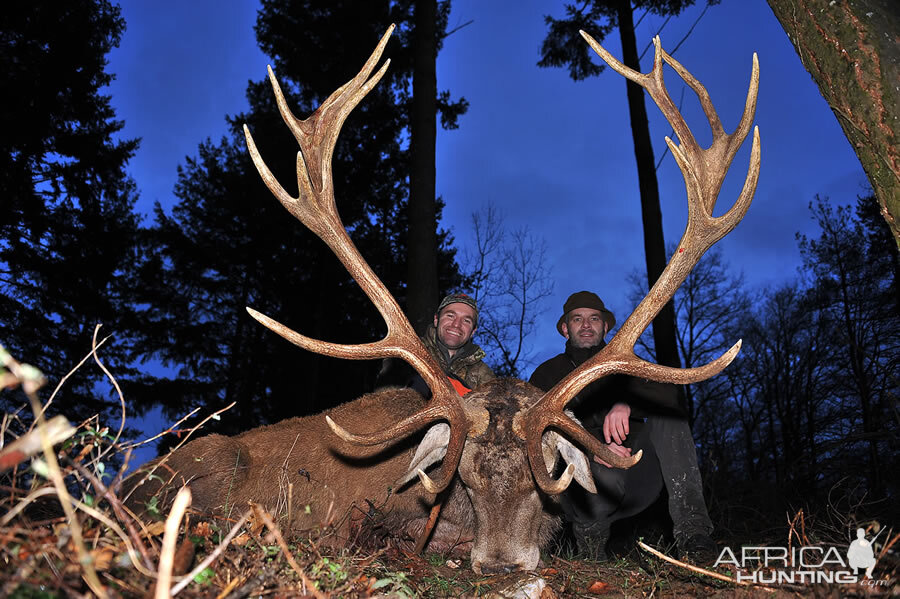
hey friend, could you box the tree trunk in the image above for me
[615,1,682,369]
[765,0,900,247]
[407,0,440,333]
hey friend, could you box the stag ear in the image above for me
[395,422,450,488]
[541,417,597,494]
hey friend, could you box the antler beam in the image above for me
[521,33,761,494]
[243,26,469,493]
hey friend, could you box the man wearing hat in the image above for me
[529,291,716,563]
[377,293,495,397]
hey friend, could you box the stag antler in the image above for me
[243,25,472,493]
[517,33,761,493]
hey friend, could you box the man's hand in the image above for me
[603,402,631,444]
[593,442,632,468]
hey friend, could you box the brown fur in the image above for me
[125,388,474,550]
[458,379,562,573]
[125,380,567,572]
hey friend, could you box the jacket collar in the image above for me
[564,338,606,367]
[424,324,484,366]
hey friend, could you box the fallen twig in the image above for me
[0,484,155,577]
[876,527,897,570]
[787,508,808,553]
[18,337,110,426]
[89,325,128,464]
[70,460,155,570]
[251,502,328,599]
[120,401,236,506]
[0,486,59,526]
[637,540,772,590]
[122,406,201,451]
[67,495,158,577]
[155,487,191,599]
[6,346,110,598]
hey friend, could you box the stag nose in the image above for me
[478,562,521,575]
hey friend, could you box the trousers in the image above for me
[559,412,713,540]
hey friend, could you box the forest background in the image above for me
[2,0,897,539]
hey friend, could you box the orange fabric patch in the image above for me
[448,376,471,396]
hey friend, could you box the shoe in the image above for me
[573,521,610,562]
[677,533,719,566]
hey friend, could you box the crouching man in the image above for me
[529,291,717,564]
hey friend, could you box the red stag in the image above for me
[127,25,759,574]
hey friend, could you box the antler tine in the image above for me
[243,26,468,494]
[243,25,394,239]
[243,24,452,397]
[521,35,760,493]
[560,32,759,394]
[525,412,644,494]
[659,45,760,217]
[326,410,469,493]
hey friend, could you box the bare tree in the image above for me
[798,196,900,495]
[461,204,554,377]
[628,246,749,422]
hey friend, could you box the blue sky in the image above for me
[105,1,867,446]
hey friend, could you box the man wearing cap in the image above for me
[529,291,716,563]
[377,293,494,397]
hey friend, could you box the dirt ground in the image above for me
[2,507,897,598]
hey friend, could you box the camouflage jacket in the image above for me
[375,325,495,396]
[419,324,495,390]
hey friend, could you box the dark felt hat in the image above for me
[556,291,616,336]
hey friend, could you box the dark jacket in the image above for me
[376,324,495,397]
[529,340,682,431]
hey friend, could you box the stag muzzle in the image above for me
[472,545,541,575]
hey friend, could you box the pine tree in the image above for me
[0,1,143,426]
[133,1,466,435]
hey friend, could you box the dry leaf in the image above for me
[143,521,166,537]
[247,512,265,537]
[16,546,34,561]
[540,585,560,599]
[192,520,214,538]
[73,444,93,464]
[587,580,610,593]
[231,531,250,546]
[91,547,115,571]
[540,567,558,576]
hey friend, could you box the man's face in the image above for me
[561,308,608,349]
[434,303,477,352]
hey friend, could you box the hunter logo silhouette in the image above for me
[846,528,881,579]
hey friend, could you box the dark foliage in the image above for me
[131,1,467,436]
[627,195,898,528]
[538,0,714,80]
[688,196,898,527]
[0,0,143,427]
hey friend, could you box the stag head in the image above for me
[243,25,759,573]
